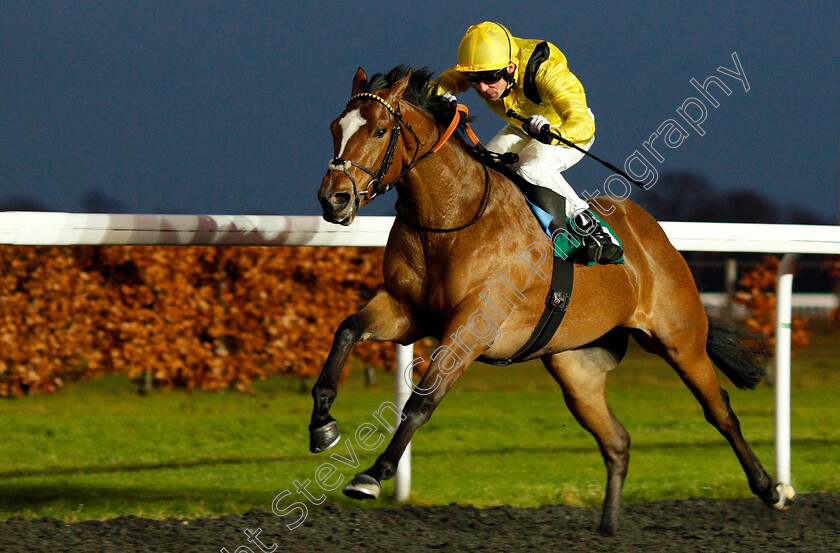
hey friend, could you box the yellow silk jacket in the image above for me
[436,38,595,146]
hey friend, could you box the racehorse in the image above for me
[311,65,794,535]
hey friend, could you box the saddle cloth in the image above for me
[523,197,624,266]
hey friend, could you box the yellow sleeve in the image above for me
[432,68,471,96]
[537,58,595,145]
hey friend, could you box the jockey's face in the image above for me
[473,61,515,102]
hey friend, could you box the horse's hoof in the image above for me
[342,473,381,500]
[309,421,340,453]
[771,482,796,510]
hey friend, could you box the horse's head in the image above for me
[319,67,412,225]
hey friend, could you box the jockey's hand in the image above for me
[441,93,457,104]
[523,115,553,144]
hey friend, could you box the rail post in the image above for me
[394,343,414,501]
[774,253,799,486]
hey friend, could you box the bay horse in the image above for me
[311,65,794,535]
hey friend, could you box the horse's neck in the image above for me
[396,128,488,230]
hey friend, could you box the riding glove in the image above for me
[523,115,554,144]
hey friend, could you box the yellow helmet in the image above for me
[454,22,518,72]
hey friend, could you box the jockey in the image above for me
[435,21,622,264]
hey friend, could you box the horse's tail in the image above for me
[706,317,768,390]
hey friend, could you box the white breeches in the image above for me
[487,117,595,218]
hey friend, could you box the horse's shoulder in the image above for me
[382,225,431,297]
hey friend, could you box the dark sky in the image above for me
[1,1,838,222]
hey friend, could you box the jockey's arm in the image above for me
[537,61,595,146]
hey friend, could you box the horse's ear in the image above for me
[351,67,367,96]
[385,72,411,102]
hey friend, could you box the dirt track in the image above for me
[0,494,837,552]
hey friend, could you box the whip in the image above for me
[506,109,649,190]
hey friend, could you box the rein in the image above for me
[329,94,490,233]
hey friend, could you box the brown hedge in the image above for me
[732,255,811,352]
[0,245,395,397]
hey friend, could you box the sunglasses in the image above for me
[463,67,509,85]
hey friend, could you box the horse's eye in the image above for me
[374,127,387,138]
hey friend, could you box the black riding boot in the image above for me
[572,211,623,264]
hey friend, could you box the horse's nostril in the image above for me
[331,192,351,207]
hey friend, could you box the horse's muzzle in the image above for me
[319,189,356,225]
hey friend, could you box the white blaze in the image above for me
[337,108,366,158]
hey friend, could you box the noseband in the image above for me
[329,93,422,204]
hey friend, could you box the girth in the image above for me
[481,255,573,366]
[480,196,574,366]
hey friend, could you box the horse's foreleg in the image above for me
[309,289,417,454]
[342,322,484,500]
[542,344,629,536]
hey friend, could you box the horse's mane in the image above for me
[365,65,457,128]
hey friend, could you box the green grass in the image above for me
[1,335,839,521]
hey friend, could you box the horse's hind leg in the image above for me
[542,330,630,536]
[309,288,418,453]
[642,322,792,509]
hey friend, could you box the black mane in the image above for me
[365,65,455,126]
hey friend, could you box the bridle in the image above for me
[328,92,491,233]
[328,93,424,204]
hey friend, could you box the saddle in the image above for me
[522,192,621,265]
